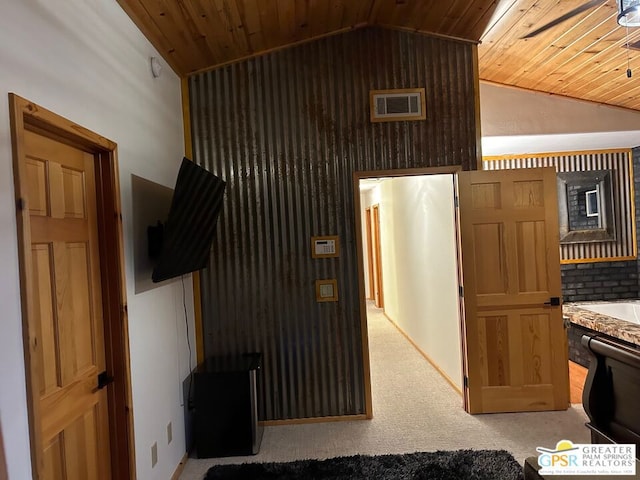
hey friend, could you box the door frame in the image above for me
[365,207,374,300]
[9,94,135,479]
[353,166,462,418]
[371,204,384,309]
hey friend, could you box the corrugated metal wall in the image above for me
[483,151,635,262]
[189,27,478,420]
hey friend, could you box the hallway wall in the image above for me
[0,2,190,478]
[375,175,462,389]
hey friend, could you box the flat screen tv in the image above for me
[150,157,225,283]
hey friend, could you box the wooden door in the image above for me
[24,129,112,479]
[372,204,384,309]
[457,167,569,414]
[365,207,374,300]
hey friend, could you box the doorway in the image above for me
[354,166,569,417]
[9,94,134,479]
[356,168,464,419]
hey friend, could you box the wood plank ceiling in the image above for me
[117,0,640,112]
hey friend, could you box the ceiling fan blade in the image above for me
[521,0,605,39]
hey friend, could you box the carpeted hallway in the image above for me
[179,303,589,479]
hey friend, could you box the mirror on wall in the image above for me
[557,170,615,244]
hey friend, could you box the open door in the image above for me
[457,167,569,414]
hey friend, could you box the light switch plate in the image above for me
[316,279,338,302]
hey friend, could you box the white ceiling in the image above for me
[480,82,640,157]
[481,130,640,157]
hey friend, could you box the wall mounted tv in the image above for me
[150,157,226,283]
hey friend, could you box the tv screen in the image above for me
[151,158,225,283]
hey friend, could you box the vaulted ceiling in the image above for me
[117,0,640,112]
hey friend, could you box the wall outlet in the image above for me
[167,421,173,444]
[151,442,158,468]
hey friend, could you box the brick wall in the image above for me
[561,261,639,302]
[567,323,593,368]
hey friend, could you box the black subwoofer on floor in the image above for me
[193,353,263,458]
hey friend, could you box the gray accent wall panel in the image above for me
[189,27,478,420]
[482,151,635,262]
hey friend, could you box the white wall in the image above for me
[0,1,194,479]
[377,175,462,390]
[480,82,640,155]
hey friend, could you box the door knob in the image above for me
[93,371,114,392]
[544,297,561,307]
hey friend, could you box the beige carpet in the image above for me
[179,303,589,479]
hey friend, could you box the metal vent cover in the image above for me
[370,88,426,122]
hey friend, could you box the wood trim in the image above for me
[95,150,137,480]
[188,23,368,76]
[182,78,192,159]
[8,94,135,480]
[357,166,461,178]
[353,172,374,419]
[628,151,638,259]
[181,78,205,366]
[372,204,384,309]
[260,414,368,426]
[472,45,483,171]
[375,23,479,46]
[369,88,426,123]
[560,256,637,264]
[483,148,632,161]
[170,452,189,480]
[365,208,374,300]
[9,93,42,479]
[383,313,462,395]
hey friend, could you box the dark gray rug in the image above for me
[204,449,523,479]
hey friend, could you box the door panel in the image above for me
[458,167,568,414]
[372,204,384,308]
[24,129,111,479]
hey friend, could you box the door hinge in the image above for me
[16,198,26,211]
[454,195,459,208]
[463,376,468,388]
[459,285,464,297]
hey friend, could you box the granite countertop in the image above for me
[563,301,640,348]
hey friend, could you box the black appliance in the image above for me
[193,353,263,458]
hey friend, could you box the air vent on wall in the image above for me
[370,88,426,123]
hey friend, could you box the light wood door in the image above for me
[24,129,112,479]
[365,207,374,300]
[457,167,569,414]
[372,204,384,309]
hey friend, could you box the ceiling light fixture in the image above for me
[618,0,640,27]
